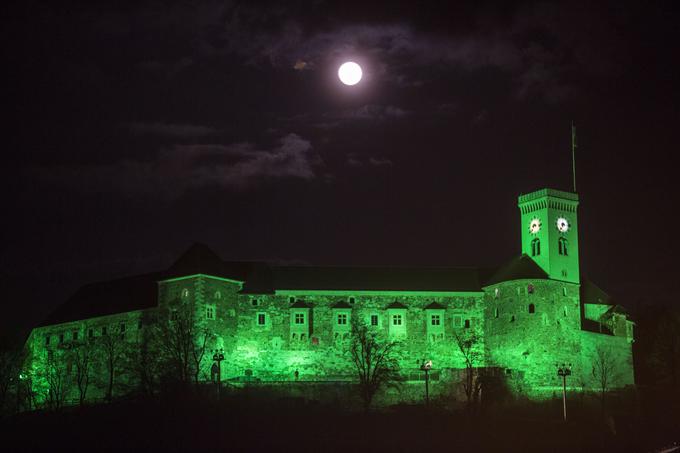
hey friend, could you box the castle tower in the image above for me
[518,189,580,284]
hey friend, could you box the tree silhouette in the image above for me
[349,318,400,411]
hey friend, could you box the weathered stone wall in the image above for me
[483,279,585,397]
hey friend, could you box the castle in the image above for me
[23,188,635,406]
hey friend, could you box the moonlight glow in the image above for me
[338,62,362,85]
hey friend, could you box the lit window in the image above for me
[494,288,499,298]
[531,238,541,256]
[563,287,567,296]
[294,313,305,324]
[392,314,403,326]
[558,237,568,256]
[431,315,441,326]
[370,315,379,326]
[528,303,536,314]
[337,313,348,325]
[257,313,266,325]
[206,305,215,320]
[182,289,189,298]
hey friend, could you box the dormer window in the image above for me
[294,313,305,324]
[337,313,348,325]
[431,315,441,326]
[392,314,403,326]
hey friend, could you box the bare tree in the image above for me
[592,346,618,417]
[453,330,482,411]
[44,352,70,410]
[70,341,94,405]
[349,318,400,411]
[153,305,214,389]
[97,328,128,402]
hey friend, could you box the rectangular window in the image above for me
[257,313,266,325]
[453,316,462,328]
[206,305,215,320]
[370,315,379,326]
[431,315,441,326]
[88,328,94,339]
[464,319,471,329]
[101,326,107,336]
[337,313,348,325]
[72,330,79,341]
[392,314,402,326]
[294,313,305,324]
[59,333,64,344]
[45,335,50,346]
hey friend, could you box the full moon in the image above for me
[338,61,362,85]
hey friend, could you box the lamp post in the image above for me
[557,363,572,422]
[420,360,432,405]
[212,348,225,396]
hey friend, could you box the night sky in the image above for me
[3,1,679,333]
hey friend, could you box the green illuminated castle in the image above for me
[22,188,635,406]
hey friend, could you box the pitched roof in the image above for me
[387,301,408,309]
[483,254,548,286]
[38,245,605,328]
[579,279,611,305]
[39,272,161,327]
[425,302,446,310]
[246,265,486,293]
[163,243,261,282]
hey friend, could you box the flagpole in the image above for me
[571,121,577,193]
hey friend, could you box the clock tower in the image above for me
[518,188,580,284]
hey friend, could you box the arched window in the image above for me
[531,238,541,256]
[558,237,568,256]
[494,307,499,318]
[214,291,221,300]
[528,303,535,314]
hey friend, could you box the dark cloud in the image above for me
[127,122,219,138]
[33,133,320,198]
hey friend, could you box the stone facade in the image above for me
[22,188,636,407]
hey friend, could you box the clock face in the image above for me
[529,218,541,234]
[556,217,570,233]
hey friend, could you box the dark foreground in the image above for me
[1,395,678,452]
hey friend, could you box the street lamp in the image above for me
[420,359,432,405]
[557,363,572,421]
[212,349,225,395]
